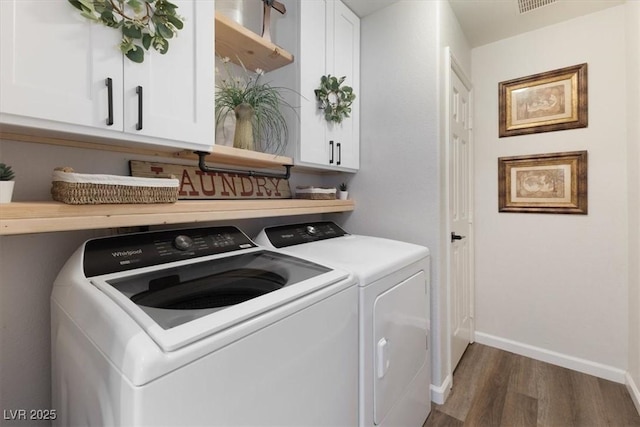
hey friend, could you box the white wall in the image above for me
[335,0,469,401]
[339,0,440,380]
[626,0,640,411]
[472,5,630,381]
[0,228,98,427]
[0,140,119,425]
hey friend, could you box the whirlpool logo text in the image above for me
[111,249,143,258]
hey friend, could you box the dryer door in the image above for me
[373,270,428,424]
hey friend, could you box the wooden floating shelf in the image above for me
[0,126,293,171]
[176,144,293,169]
[215,11,294,72]
[0,200,354,236]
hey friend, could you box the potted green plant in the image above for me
[0,163,15,203]
[215,57,291,154]
[337,182,348,200]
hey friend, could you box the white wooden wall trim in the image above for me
[475,332,628,384]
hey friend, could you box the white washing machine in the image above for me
[255,221,431,427]
[51,225,358,426]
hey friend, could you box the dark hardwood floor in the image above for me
[423,343,640,427]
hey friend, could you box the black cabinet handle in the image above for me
[337,142,342,166]
[329,140,334,164]
[105,78,113,126]
[136,85,143,130]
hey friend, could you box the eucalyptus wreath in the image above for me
[314,75,356,124]
[68,0,184,63]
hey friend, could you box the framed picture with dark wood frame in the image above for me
[498,151,588,214]
[498,63,588,137]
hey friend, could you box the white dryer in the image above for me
[255,221,431,427]
[51,225,358,426]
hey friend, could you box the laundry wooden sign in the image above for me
[129,160,291,199]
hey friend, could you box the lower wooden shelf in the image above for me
[0,199,354,236]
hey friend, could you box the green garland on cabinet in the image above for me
[314,75,356,124]
[68,0,184,63]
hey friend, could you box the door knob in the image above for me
[451,232,466,242]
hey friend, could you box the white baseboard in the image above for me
[627,372,640,415]
[474,332,627,384]
[430,373,452,405]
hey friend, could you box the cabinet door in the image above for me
[298,0,330,166]
[330,0,360,170]
[297,0,359,171]
[0,0,123,130]
[123,0,214,149]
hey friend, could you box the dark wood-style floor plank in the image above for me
[436,344,496,422]
[423,343,640,427]
[499,392,537,427]
[598,377,640,426]
[536,362,579,426]
[462,349,513,426]
[507,353,538,399]
[568,369,609,426]
[426,408,465,427]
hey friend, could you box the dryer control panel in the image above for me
[83,226,256,277]
[262,221,348,248]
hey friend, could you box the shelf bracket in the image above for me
[194,151,292,180]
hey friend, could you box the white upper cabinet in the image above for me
[327,0,360,170]
[0,0,214,152]
[0,1,121,130]
[293,0,360,172]
[122,1,213,146]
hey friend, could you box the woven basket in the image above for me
[295,186,336,200]
[51,167,179,205]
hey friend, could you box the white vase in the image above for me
[0,181,15,203]
[337,190,348,200]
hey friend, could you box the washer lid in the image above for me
[130,267,287,310]
[92,249,352,351]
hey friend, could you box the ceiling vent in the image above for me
[517,0,557,14]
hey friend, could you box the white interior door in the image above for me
[449,56,474,372]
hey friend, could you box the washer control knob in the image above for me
[306,225,318,235]
[173,235,194,251]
